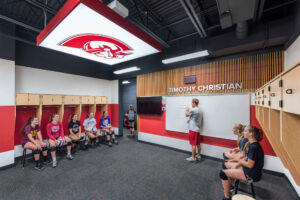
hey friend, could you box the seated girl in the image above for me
[21,116,49,170]
[83,112,100,146]
[68,114,86,150]
[223,124,247,160]
[47,114,73,168]
[100,111,118,147]
[219,125,264,200]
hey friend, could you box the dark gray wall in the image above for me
[122,78,137,115]
[118,78,137,136]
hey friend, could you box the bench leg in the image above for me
[234,180,240,195]
[21,149,26,168]
[250,183,255,198]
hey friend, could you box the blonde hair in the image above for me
[235,124,245,149]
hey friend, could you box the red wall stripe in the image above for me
[139,104,277,156]
[0,106,15,152]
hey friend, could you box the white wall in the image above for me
[285,35,300,70]
[0,59,15,106]
[15,65,118,104]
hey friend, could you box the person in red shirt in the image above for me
[21,116,49,170]
[47,114,73,168]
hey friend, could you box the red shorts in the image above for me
[189,130,200,145]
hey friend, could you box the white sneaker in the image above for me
[186,156,196,162]
[196,155,201,161]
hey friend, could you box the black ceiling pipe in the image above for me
[236,21,248,39]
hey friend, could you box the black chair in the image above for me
[21,148,34,168]
[234,179,256,199]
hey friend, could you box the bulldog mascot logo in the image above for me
[58,34,133,59]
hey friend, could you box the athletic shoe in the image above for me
[44,158,52,165]
[35,162,44,170]
[108,141,112,147]
[113,139,118,145]
[186,157,196,162]
[196,155,201,161]
[66,154,73,160]
[52,160,57,168]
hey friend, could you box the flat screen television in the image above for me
[137,97,162,115]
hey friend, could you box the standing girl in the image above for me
[47,114,73,168]
[127,104,136,136]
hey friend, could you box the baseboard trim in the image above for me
[138,140,286,178]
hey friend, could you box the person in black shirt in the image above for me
[219,125,264,200]
[68,114,86,150]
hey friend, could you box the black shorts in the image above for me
[128,120,135,123]
[243,167,261,182]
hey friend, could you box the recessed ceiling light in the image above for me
[114,66,140,74]
[162,50,209,64]
[122,80,130,84]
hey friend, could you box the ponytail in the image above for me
[248,125,263,142]
[20,116,36,135]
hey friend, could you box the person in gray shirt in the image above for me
[126,104,136,136]
[185,98,203,162]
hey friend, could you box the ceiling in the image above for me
[0,0,299,79]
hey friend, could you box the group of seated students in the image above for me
[220,124,264,200]
[21,111,118,170]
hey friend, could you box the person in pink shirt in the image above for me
[47,114,73,168]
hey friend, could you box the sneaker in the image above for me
[44,158,52,165]
[52,160,57,168]
[108,141,112,147]
[113,140,118,145]
[186,157,196,162]
[66,154,73,160]
[196,155,201,161]
[34,162,44,170]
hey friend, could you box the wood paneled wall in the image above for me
[137,51,284,97]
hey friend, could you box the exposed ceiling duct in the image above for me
[216,0,263,39]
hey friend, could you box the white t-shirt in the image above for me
[188,107,202,133]
[83,118,96,131]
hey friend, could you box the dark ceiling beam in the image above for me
[25,0,57,15]
[136,0,162,22]
[127,17,170,48]
[185,0,207,37]
[264,0,298,12]
[0,31,35,45]
[256,0,265,22]
[168,24,220,43]
[180,0,204,38]
[159,5,217,30]
[0,13,41,32]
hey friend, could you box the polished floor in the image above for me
[0,130,299,200]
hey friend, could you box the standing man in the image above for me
[185,98,202,162]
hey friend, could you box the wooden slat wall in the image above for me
[137,51,284,97]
